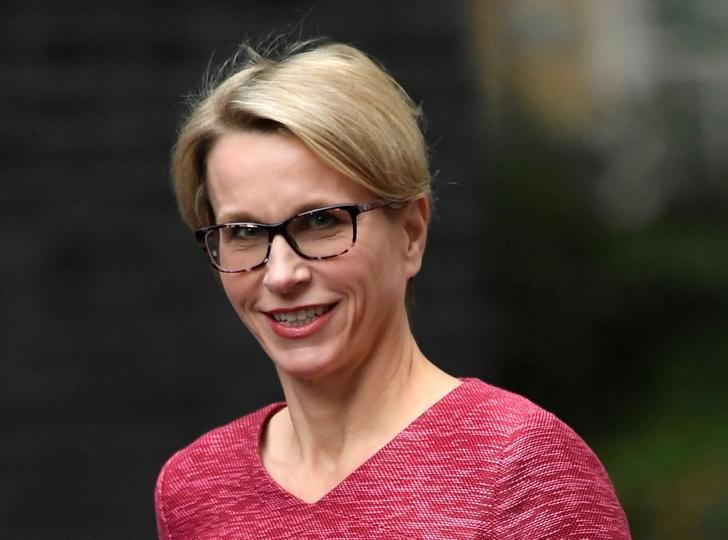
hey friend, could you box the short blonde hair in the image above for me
[171,39,431,229]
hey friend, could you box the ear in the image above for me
[400,197,430,278]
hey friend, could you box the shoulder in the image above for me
[154,403,283,537]
[410,378,599,485]
[436,377,555,444]
[451,377,545,425]
[158,402,281,480]
[415,378,554,458]
[451,379,631,538]
[449,378,607,457]
[457,378,611,475]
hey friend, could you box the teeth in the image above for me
[273,306,327,326]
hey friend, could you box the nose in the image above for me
[262,234,312,294]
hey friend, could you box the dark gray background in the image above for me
[2,2,486,537]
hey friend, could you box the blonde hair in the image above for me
[171,39,431,229]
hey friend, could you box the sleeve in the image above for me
[154,452,178,540]
[491,410,631,540]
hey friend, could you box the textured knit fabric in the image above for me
[155,378,631,539]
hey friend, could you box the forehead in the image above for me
[206,131,372,223]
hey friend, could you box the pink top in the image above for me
[155,378,631,539]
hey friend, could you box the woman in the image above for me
[155,40,631,539]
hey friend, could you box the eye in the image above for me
[300,209,345,230]
[226,224,265,242]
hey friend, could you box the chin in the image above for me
[273,358,340,382]
[266,346,345,382]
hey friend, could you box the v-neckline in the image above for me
[250,379,468,507]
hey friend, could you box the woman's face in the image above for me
[205,131,428,380]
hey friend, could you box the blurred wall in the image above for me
[1,1,481,538]
[467,1,728,538]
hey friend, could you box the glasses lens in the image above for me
[288,207,355,258]
[206,224,269,272]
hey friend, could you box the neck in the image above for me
[272,322,454,469]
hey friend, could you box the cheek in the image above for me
[344,244,406,305]
[219,275,256,318]
[219,275,238,304]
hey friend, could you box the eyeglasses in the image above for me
[195,199,398,273]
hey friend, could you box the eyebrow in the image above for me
[216,200,345,224]
[217,210,258,224]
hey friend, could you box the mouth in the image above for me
[268,304,334,328]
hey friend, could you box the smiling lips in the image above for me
[272,305,329,327]
[266,304,335,337]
